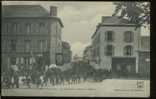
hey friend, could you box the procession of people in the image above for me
[1,60,110,89]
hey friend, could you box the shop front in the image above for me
[112,57,136,78]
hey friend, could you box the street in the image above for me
[1,2,150,98]
[2,79,150,97]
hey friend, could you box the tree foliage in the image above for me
[112,2,150,27]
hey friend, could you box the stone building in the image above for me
[1,5,64,71]
[91,16,141,76]
[62,41,72,64]
[72,54,83,63]
[138,36,150,78]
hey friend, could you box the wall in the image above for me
[138,51,150,78]
[2,18,50,53]
[49,19,62,64]
[1,17,62,67]
[95,25,141,70]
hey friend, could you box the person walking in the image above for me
[10,64,19,88]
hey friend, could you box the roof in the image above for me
[101,16,134,25]
[62,41,71,49]
[91,16,139,39]
[2,5,49,17]
[2,5,64,27]
[84,45,92,53]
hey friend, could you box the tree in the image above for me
[112,2,150,27]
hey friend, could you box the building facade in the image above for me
[72,54,83,63]
[138,36,150,78]
[1,5,63,71]
[62,41,72,64]
[91,16,141,76]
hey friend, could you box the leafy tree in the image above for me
[112,2,150,27]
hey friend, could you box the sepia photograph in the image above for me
[1,1,150,97]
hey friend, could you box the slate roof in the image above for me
[62,41,71,49]
[91,16,138,38]
[2,5,64,27]
[84,45,92,54]
[2,5,50,17]
[101,16,134,25]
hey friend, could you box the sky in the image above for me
[2,1,150,57]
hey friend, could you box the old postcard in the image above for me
[1,1,150,97]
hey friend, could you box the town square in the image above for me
[1,1,150,97]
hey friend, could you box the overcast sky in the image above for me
[3,1,150,57]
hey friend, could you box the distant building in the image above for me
[62,41,72,64]
[83,45,93,63]
[72,54,83,62]
[138,36,150,78]
[91,16,141,76]
[1,5,64,71]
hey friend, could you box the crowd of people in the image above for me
[1,61,111,89]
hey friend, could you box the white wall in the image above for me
[97,25,141,70]
[50,19,62,64]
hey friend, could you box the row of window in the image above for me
[4,22,48,34]
[92,45,133,57]
[9,56,48,65]
[105,31,134,42]
[10,57,36,65]
[3,40,48,52]
[105,45,133,56]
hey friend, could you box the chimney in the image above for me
[50,6,57,16]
